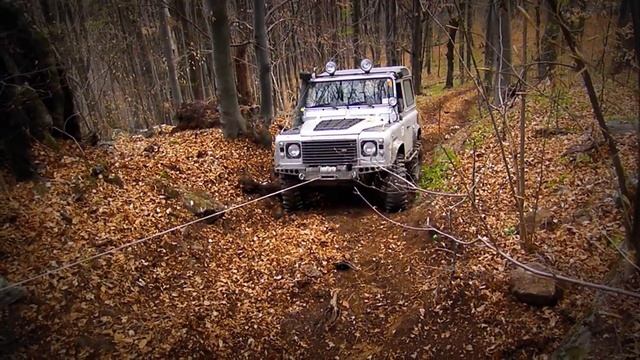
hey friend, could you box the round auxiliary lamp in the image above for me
[325,61,337,75]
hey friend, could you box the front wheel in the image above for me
[279,175,305,212]
[380,154,411,212]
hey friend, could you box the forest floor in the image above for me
[1,79,639,358]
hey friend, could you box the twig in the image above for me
[52,126,86,158]
[603,232,640,273]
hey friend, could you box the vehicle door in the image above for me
[400,78,418,155]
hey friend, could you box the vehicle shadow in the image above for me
[304,184,374,217]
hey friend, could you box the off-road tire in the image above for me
[280,175,305,212]
[381,154,410,212]
[407,144,423,184]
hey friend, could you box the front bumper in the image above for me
[276,164,383,180]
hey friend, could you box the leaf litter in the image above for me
[0,80,638,358]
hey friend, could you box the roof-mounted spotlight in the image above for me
[325,61,337,75]
[360,58,373,73]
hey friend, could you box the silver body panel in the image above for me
[275,66,420,181]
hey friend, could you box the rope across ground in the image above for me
[1,84,638,358]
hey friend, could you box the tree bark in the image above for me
[234,44,252,105]
[254,0,273,124]
[628,0,640,265]
[384,0,398,65]
[535,0,541,68]
[484,0,498,91]
[445,16,459,89]
[458,0,466,83]
[611,0,633,75]
[465,0,472,76]
[538,1,559,80]
[411,0,423,94]
[425,16,432,75]
[494,0,513,102]
[207,0,246,138]
[180,0,204,101]
[352,0,361,67]
[518,2,530,250]
[159,1,183,111]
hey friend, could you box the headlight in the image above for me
[286,143,301,158]
[361,141,377,156]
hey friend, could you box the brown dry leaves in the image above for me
[0,79,637,358]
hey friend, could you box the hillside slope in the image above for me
[1,82,638,358]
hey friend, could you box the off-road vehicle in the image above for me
[274,59,422,212]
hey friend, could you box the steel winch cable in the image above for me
[0,178,317,293]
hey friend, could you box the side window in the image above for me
[402,80,415,108]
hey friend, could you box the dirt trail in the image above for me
[3,85,562,359]
[278,86,484,358]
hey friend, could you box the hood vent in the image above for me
[314,118,363,131]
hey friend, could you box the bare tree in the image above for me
[537,1,559,80]
[445,10,459,89]
[628,0,640,264]
[159,1,183,111]
[352,0,361,67]
[484,0,498,90]
[384,0,398,65]
[411,0,424,94]
[518,1,530,249]
[254,0,273,123]
[495,0,513,102]
[206,0,246,138]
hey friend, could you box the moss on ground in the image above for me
[419,146,458,191]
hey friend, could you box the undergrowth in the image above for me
[419,146,459,190]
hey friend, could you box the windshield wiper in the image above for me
[308,104,339,110]
[348,101,375,108]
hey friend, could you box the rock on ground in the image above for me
[509,263,562,306]
[182,190,225,224]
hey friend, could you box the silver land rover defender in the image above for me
[275,59,422,212]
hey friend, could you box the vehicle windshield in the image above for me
[305,78,392,108]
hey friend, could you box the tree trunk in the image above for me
[465,0,472,76]
[445,16,458,89]
[538,1,559,80]
[611,0,633,75]
[159,1,183,112]
[352,0,361,67]
[234,44,252,105]
[459,1,466,83]
[0,1,80,179]
[494,0,513,102]
[425,17,432,75]
[484,0,498,91]
[254,0,273,124]
[411,0,423,94]
[180,0,204,101]
[207,0,246,138]
[535,0,541,70]
[518,1,530,250]
[628,0,640,265]
[384,0,398,65]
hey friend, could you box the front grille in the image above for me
[301,140,357,166]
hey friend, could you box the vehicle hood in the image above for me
[299,108,389,136]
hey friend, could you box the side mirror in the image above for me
[388,97,398,107]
